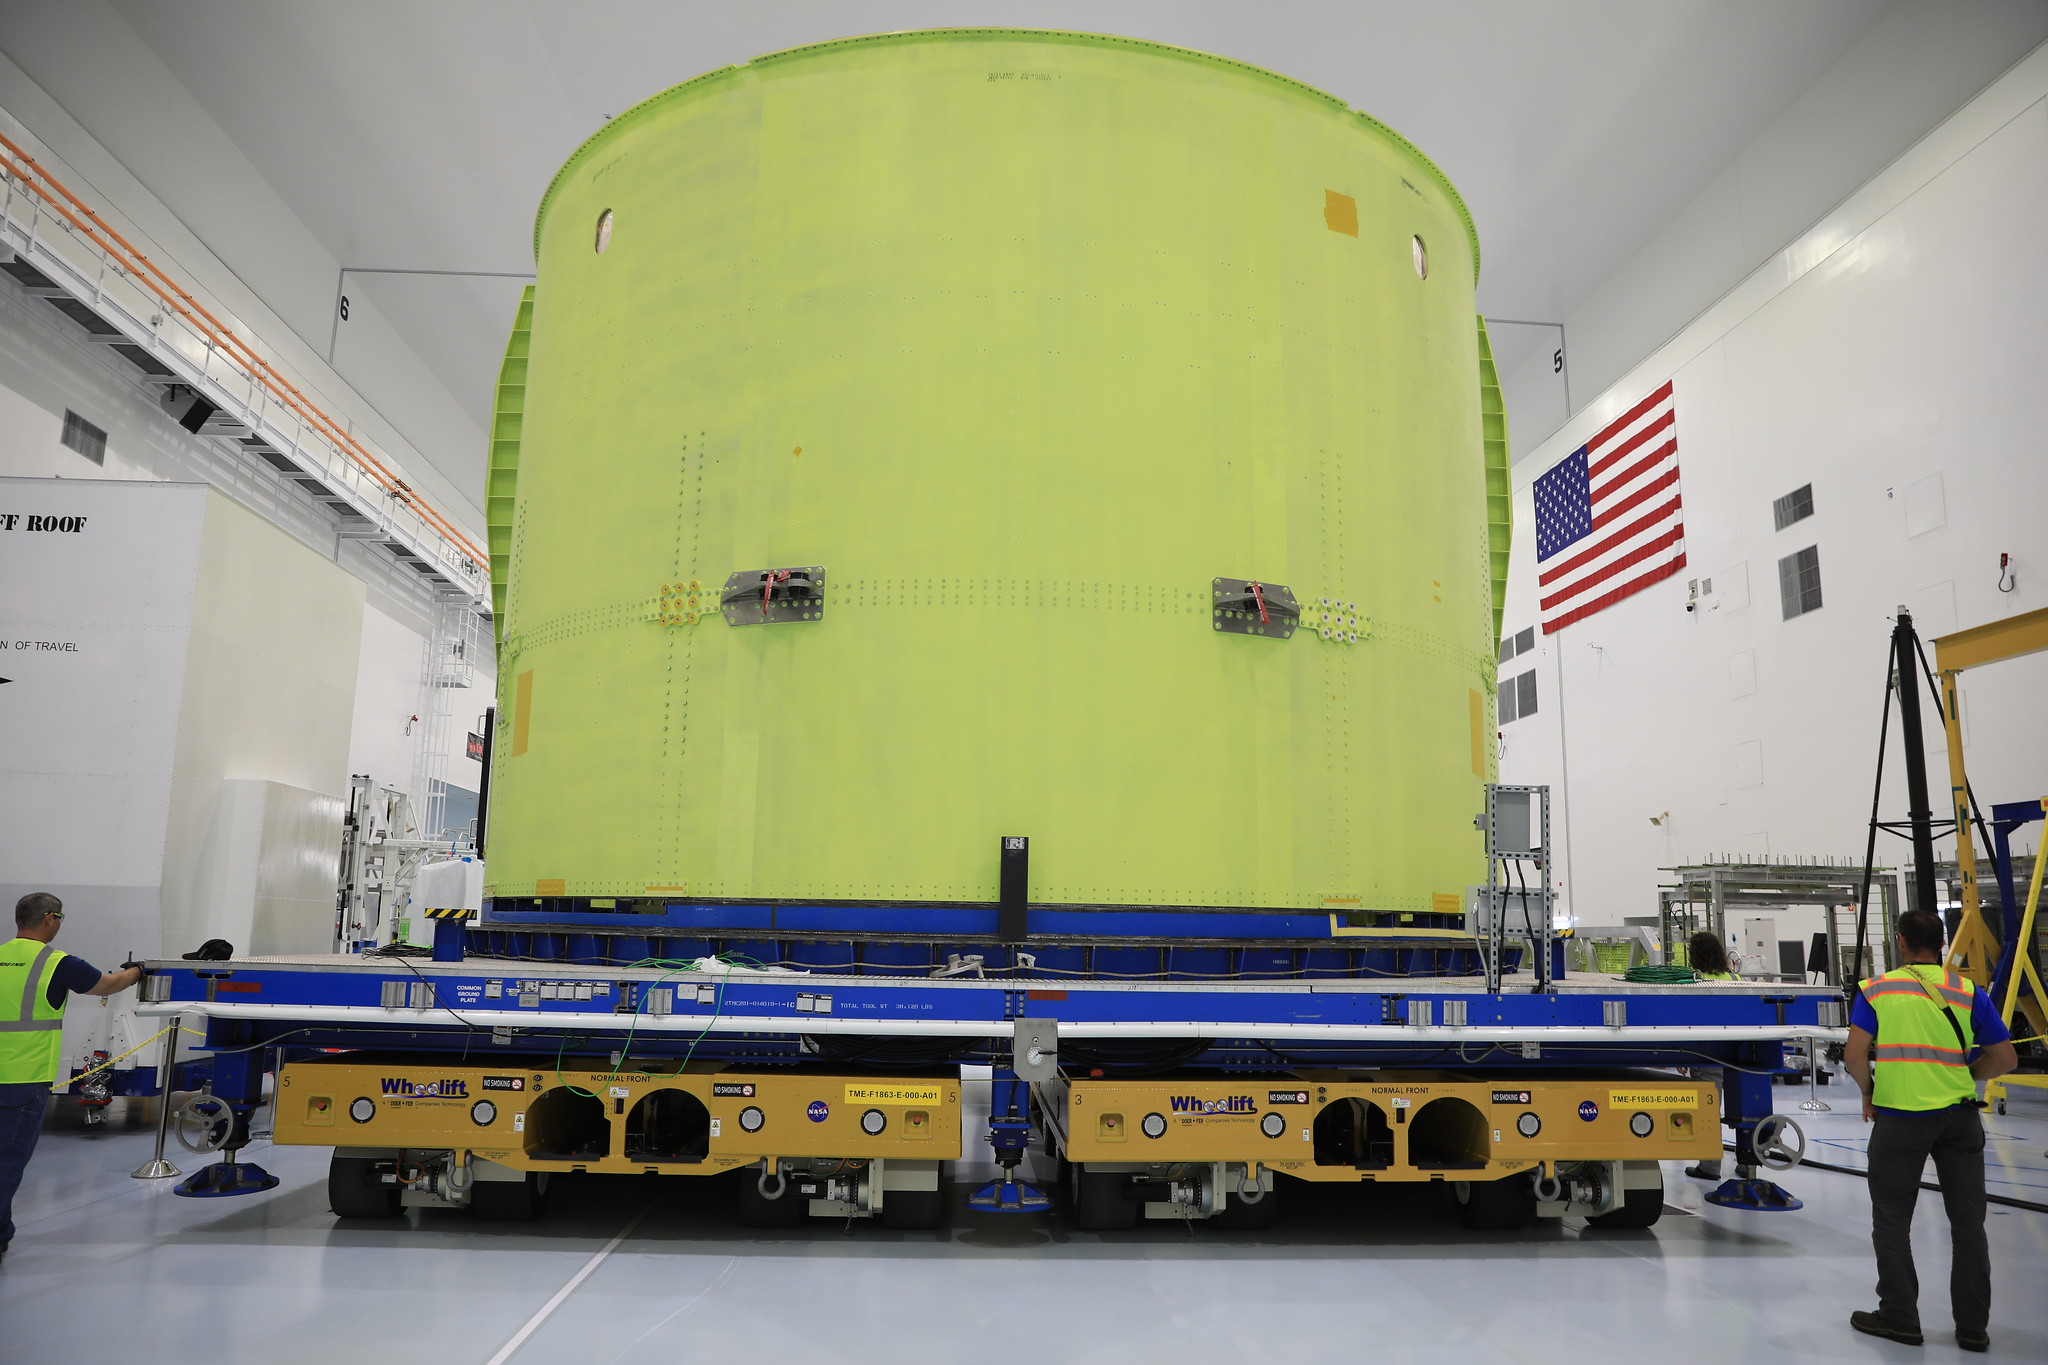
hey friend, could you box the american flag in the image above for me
[1533,381,1685,634]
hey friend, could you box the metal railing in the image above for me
[0,122,487,598]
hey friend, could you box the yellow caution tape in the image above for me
[64,1023,204,1089]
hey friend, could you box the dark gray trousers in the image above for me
[0,1083,52,1251]
[1867,1103,1989,1333]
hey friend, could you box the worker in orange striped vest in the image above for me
[1843,909,2016,1352]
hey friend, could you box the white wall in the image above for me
[0,477,207,963]
[347,603,428,795]
[1,477,365,1058]
[188,779,346,958]
[158,490,364,951]
[1498,4,2048,462]
[1498,46,2048,926]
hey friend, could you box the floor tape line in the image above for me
[609,1256,740,1361]
[488,1204,655,1365]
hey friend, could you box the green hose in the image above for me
[1623,964,1702,984]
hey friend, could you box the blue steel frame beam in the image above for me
[141,962,1843,1033]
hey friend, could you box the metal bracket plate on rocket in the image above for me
[722,566,826,625]
[1212,577,1298,638]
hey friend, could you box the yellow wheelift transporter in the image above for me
[275,1057,959,1226]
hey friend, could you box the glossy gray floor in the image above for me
[3,1087,2045,1364]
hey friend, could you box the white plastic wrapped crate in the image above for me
[413,856,484,915]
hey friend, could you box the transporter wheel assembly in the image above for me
[1069,1168,1138,1232]
[470,1171,551,1222]
[327,1155,403,1220]
[1450,1172,1537,1231]
[1583,1170,1666,1230]
[877,1185,947,1231]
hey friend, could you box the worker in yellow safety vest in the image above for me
[1843,909,2017,1352]
[1,892,146,1265]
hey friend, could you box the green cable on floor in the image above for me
[1623,964,1702,984]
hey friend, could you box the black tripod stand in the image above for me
[1849,608,1998,988]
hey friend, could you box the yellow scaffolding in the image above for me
[1931,605,2048,1041]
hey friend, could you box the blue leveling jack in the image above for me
[169,1055,276,1196]
[1706,1110,1808,1210]
[967,1176,1054,1213]
[969,1078,1051,1213]
[1706,1177,1803,1211]
[175,1161,279,1197]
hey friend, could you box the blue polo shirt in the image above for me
[1850,969,2011,1117]
[45,953,103,1009]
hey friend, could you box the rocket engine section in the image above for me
[485,29,1510,923]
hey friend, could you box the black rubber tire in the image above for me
[738,1173,807,1228]
[1451,1173,1536,1231]
[470,1172,549,1222]
[1211,1186,1279,1230]
[877,1185,947,1230]
[1585,1181,1666,1229]
[328,1155,403,1219]
[1070,1168,1138,1231]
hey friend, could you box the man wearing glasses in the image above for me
[1,892,146,1264]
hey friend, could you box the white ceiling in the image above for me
[108,0,1901,442]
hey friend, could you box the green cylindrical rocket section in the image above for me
[487,30,1505,916]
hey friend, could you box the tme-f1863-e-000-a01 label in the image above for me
[844,1083,944,1105]
[1609,1090,1693,1108]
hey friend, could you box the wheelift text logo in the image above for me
[380,1077,469,1098]
[1170,1095,1256,1115]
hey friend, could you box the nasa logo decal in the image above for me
[806,1100,830,1123]
[1577,1100,1600,1122]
